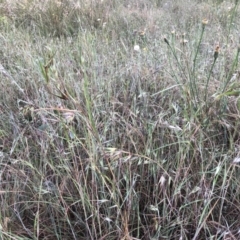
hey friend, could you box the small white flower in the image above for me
[134,45,140,52]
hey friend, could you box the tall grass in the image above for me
[0,0,240,239]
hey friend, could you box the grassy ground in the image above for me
[0,0,240,239]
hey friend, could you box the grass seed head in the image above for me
[202,18,208,26]
[214,45,220,60]
[163,37,169,45]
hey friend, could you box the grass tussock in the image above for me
[1,0,240,239]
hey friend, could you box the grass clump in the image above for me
[0,0,240,239]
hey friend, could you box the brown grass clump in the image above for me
[1,0,240,239]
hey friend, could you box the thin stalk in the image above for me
[164,37,189,106]
[192,20,208,106]
[204,46,219,108]
[222,47,240,92]
[227,0,239,43]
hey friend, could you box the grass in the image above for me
[0,0,240,239]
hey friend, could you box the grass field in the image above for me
[0,0,240,239]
